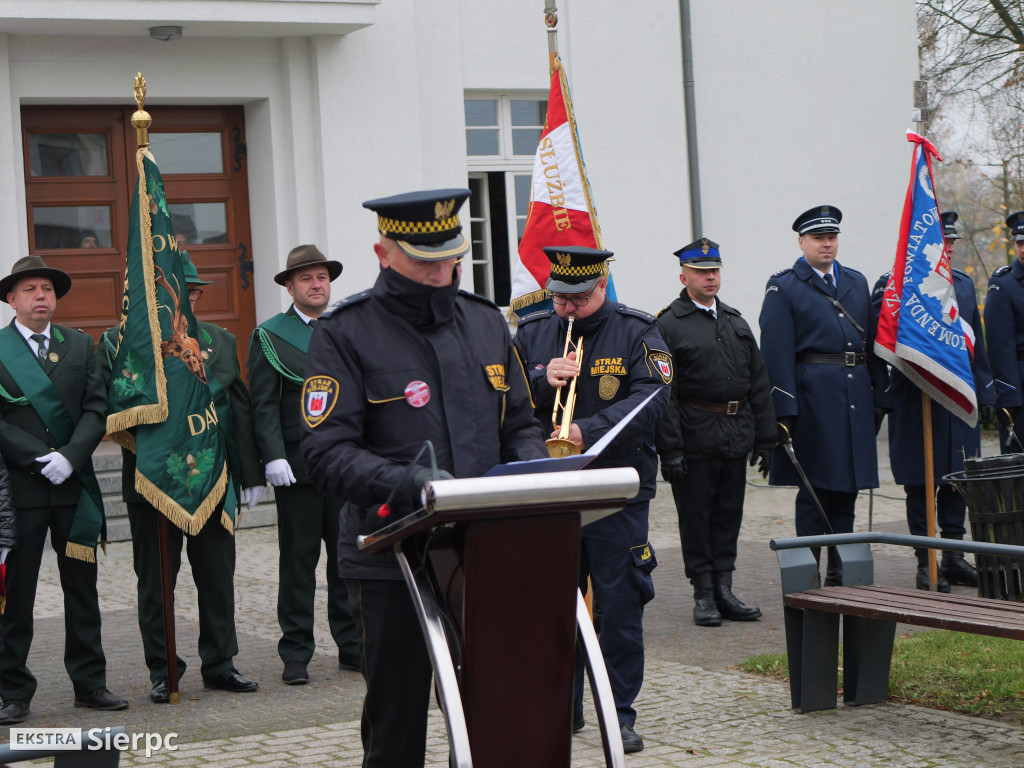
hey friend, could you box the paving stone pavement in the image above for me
[6,434,1024,766]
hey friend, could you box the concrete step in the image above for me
[93,441,276,543]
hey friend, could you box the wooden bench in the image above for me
[770,532,1024,713]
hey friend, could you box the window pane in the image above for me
[466,128,499,156]
[28,133,108,176]
[514,174,532,216]
[471,221,487,255]
[150,133,224,174]
[468,177,485,217]
[32,205,111,249]
[510,100,546,126]
[512,128,542,156]
[464,99,498,127]
[168,202,228,246]
[472,262,492,300]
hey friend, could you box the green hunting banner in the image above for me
[106,148,229,534]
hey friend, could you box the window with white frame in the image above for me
[465,94,546,306]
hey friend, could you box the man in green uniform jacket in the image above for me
[248,244,360,685]
[0,256,127,725]
[99,251,265,703]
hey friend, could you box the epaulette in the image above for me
[321,290,370,319]
[517,309,553,326]
[992,265,1011,278]
[841,265,865,278]
[656,305,670,318]
[459,290,499,310]
[769,268,792,279]
[952,267,974,282]
[617,305,656,323]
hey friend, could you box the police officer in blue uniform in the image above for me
[985,210,1024,452]
[300,189,547,768]
[513,246,670,754]
[759,206,887,581]
[873,211,994,591]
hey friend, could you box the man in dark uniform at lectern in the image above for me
[759,206,887,583]
[300,188,546,768]
[513,246,671,754]
[985,210,1024,453]
[873,211,994,592]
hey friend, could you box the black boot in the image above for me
[915,548,950,593]
[823,546,843,586]
[940,542,979,587]
[691,573,722,626]
[712,572,761,621]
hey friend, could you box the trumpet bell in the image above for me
[545,437,581,458]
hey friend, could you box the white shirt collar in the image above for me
[292,305,316,325]
[690,297,717,316]
[809,263,836,282]
[14,319,51,343]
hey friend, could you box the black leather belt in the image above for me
[797,352,866,367]
[681,397,748,415]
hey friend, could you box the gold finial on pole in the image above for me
[544,0,558,74]
[131,72,152,148]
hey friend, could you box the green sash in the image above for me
[0,326,105,562]
[255,312,311,384]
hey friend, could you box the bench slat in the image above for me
[784,586,1024,640]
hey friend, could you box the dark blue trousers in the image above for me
[904,484,966,538]
[573,500,655,727]
[795,487,857,536]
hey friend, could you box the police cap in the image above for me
[792,205,842,235]
[363,188,471,261]
[1007,211,1024,242]
[940,211,962,241]
[543,246,613,294]
[674,237,721,269]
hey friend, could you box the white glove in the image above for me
[36,452,74,485]
[243,485,266,510]
[265,458,296,487]
[0,548,9,565]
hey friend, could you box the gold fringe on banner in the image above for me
[135,464,228,536]
[65,541,97,563]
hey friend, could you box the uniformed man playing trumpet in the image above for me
[513,246,671,754]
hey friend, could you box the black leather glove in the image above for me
[997,407,1015,430]
[979,405,996,426]
[874,407,890,436]
[660,454,687,485]
[749,449,771,479]
[411,467,454,508]
[776,417,795,446]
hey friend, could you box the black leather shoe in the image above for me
[0,699,30,724]
[572,714,585,733]
[916,565,951,593]
[712,573,762,621]
[941,552,979,587]
[204,668,259,693]
[74,688,129,711]
[282,661,309,685]
[619,723,644,754]
[338,654,362,673]
[150,678,169,704]
[693,595,722,626]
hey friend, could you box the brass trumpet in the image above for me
[547,317,584,457]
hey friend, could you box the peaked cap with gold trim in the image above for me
[792,205,842,235]
[674,237,721,269]
[363,188,471,261]
[543,245,613,294]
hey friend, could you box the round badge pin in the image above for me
[404,380,430,408]
[48,352,59,363]
[201,350,210,359]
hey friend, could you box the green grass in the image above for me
[739,630,1024,723]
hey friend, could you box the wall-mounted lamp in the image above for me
[149,26,183,42]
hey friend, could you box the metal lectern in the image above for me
[359,467,638,768]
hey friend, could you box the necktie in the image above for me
[824,273,836,296]
[308,319,317,329]
[709,308,717,320]
[30,333,47,364]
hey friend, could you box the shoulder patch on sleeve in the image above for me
[617,305,656,323]
[321,290,370,319]
[302,375,340,428]
[647,349,673,384]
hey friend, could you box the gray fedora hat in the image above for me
[274,244,343,286]
[0,255,72,300]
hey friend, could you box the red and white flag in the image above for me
[509,55,608,318]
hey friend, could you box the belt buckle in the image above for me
[843,351,857,367]
[726,400,740,415]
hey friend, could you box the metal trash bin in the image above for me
[945,454,1024,601]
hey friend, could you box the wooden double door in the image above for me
[21,106,256,374]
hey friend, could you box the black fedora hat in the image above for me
[274,244,343,286]
[0,255,72,300]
